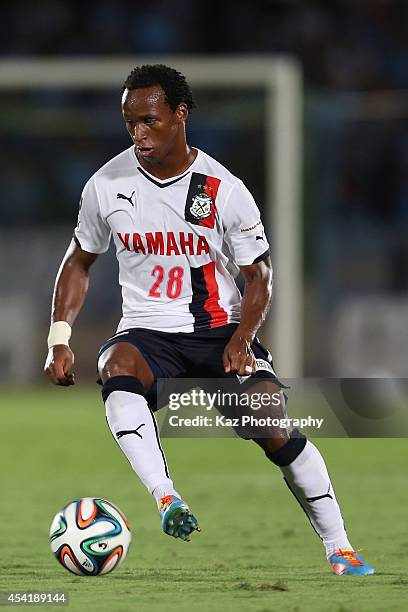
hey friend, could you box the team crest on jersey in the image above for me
[190,193,212,220]
[184,172,221,228]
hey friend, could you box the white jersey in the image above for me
[74,146,270,333]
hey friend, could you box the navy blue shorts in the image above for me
[98,324,283,411]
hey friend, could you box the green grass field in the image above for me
[1,387,407,612]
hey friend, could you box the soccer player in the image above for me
[44,64,374,575]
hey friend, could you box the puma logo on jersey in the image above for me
[116,231,210,256]
[117,191,135,206]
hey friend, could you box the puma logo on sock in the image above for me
[306,486,333,503]
[116,424,145,439]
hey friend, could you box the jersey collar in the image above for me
[131,147,201,188]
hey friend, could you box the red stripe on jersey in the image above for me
[202,261,228,327]
[198,176,221,228]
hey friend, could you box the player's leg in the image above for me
[99,341,177,501]
[246,375,374,575]
[98,337,200,541]
[201,327,374,575]
[254,428,374,574]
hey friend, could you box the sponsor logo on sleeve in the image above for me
[255,359,275,374]
[240,220,262,233]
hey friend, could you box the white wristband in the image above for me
[47,321,72,349]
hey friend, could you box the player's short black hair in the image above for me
[122,64,196,113]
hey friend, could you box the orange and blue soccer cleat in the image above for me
[159,495,201,542]
[329,549,375,575]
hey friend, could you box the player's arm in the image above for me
[223,257,272,375]
[44,240,98,386]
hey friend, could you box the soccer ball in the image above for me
[49,498,131,576]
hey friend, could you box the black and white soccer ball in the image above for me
[49,498,131,576]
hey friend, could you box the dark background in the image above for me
[1,0,407,380]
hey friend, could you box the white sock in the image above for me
[105,390,180,504]
[280,441,353,558]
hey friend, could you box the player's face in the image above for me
[122,86,187,165]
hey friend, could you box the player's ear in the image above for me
[175,102,188,122]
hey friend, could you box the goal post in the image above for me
[0,55,303,376]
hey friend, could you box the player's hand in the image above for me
[222,334,256,376]
[44,345,75,386]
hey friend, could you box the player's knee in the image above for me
[98,344,153,389]
[98,355,128,382]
